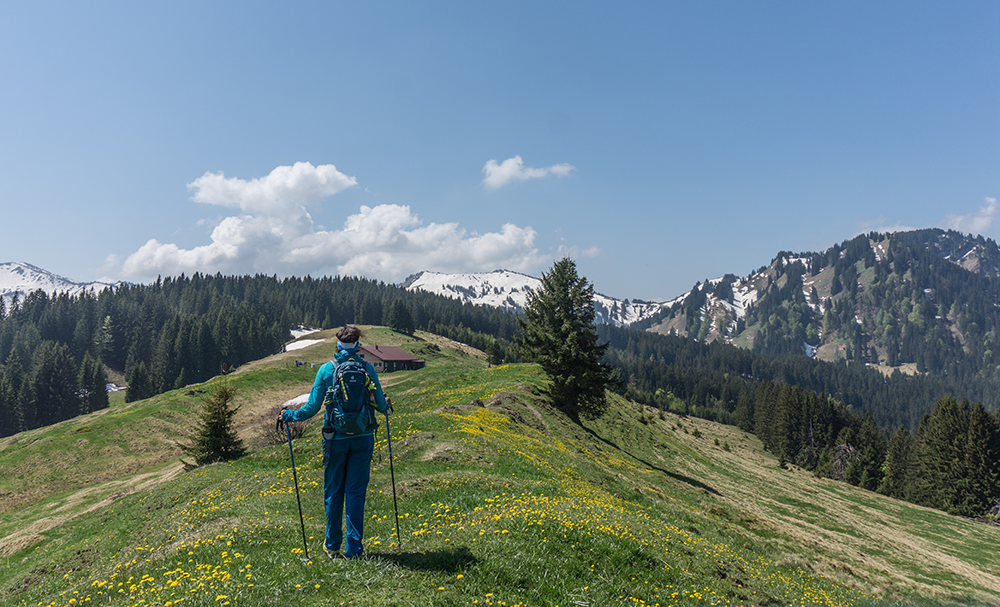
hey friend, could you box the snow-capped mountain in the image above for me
[401,269,665,327]
[0,262,120,306]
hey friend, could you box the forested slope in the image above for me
[2,330,998,606]
[0,274,520,438]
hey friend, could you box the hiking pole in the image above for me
[279,416,311,563]
[384,409,402,550]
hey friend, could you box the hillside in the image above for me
[2,328,998,606]
[648,229,1000,379]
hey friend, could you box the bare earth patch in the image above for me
[0,462,184,558]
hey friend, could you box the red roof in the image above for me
[359,345,423,362]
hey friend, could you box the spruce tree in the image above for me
[386,298,415,335]
[486,339,504,367]
[856,413,887,491]
[516,258,612,421]
[965,402,1000,515]
[182,383,245,469]
[125,361,154,403]
[920,396,973,514]
[878,425,914,499]
[0,350,26,436]
[89,360,108,412]
[77,353,96,414]
[31,341,79,425]
[0,371,17,437]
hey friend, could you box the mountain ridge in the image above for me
[0,261,120,305]
[403,268,664,327]
[642,229,1000,373]
[7,227,999,377]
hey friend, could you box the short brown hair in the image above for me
[337,325,363,343]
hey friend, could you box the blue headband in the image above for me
[337,340,359,352]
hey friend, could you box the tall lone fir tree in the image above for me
[517,258,612,421]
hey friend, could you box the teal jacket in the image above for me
[281,349,390,438]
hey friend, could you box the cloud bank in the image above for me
[482,155,575,190]
[858,197,999,239]
[121,162,545,282]
[939,197,998,235]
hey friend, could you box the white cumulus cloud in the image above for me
[939,197,998,235]
[482,155,575,190]
[189,161,357,215]
[121,162,546,282]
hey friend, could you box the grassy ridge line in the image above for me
[0,328,995,606]
[586,404,1000,603]
[0,327,445,551]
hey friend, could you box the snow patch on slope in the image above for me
[403,270,665,327]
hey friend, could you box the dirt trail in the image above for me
[0,462,184,558]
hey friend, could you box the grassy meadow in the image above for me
[1,327,998,607]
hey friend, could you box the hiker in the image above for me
[279,325,392,559]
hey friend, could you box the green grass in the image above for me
[2,329,999,606]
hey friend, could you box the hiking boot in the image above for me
[326,549,345,560]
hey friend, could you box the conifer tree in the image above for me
[181,383,245,469]
[89,359,108,412]
[0,350,26,436]
[0,371,17,436]
[878,425,914,499]
[856,413,887,491]
[92,315,113,361]
[125,361,154,403]
[920,396,973,514]
[964,402,1000,515]
[486,339,503,367]
[386,298,415,335]
[516,258,612,421]
[77,353,96,414]
[31,341,79,426]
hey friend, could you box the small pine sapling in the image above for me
[181,383,246,470]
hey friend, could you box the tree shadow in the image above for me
[579,422,722,496]
[374,546,478,572]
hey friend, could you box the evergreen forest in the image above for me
[1,228,999,519]
[0,274,520,438]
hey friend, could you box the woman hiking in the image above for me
[279,325,392,559]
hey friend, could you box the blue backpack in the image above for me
[323,355,378,437]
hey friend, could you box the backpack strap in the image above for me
[324,359,338,428]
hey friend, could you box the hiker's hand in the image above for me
[385,396,394,414]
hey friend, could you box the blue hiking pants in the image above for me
[323,433,374,557]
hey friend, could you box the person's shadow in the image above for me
[374,547,478,572]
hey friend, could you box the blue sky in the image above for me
[1,1,997,301]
